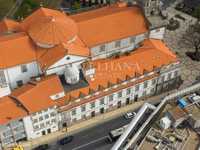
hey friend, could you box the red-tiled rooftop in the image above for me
[0,96,27,125]
[71,4,149,47]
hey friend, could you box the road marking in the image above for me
[72,136,109,150]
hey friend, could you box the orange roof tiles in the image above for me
[56,39,178,107]
[0,18,20,34]
[28,16,78,45]
[0,96,27,125]
[21,7,69,31]
[0,32,36,68]
[71,4,149,47]
[10,75,64,113]
[37,37,90,71]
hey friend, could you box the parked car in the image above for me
[58,136,73,145]
[33,144,49,150]
[124,112,136,119]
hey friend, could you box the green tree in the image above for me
[0,0,15,19]
[193,6,200,20]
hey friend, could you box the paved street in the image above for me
[149,2,200,88]
[48,113,131,150]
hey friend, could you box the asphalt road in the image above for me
[48,113,132,150]
[40,96,162,150]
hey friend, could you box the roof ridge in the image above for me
[8,95,30,114]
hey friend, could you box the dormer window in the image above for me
[100,45,106,52]
[21,65,28,73]
[115,40,121,48]
[130,37,135,43]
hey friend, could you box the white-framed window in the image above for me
[109,94,113,101]
[115,40,121,48]
[39,116,43,121]
[90,102,95,108]
[151,79,156,85]
[21,64,28,73]
[0,70,6,87]
[167,73,172,80]
[72,109,76,116]
[118,91,122,98]
[126,88,131,95]
[135,84,140,91]
[100,98,104,105]
[81,105,86,112]
[99,45,106,52]
[144,81,148,88]
[174,70,178,77]
[130,37,135,43]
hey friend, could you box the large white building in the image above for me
[0,2,182,148]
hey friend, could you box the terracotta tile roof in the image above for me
[71,4,149,47]
[20,7,69,31]
[56,39,178,108]
[10,75,64,113]
[0,18,20,34]
[0,32,36,68]
[37,37,90,71]
[28,16,78,45]
[0,96,27,125]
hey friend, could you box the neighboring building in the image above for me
[0,2,182,148]
[136,0,161,16]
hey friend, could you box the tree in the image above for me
[0,0,15,19]
[181,22,200,60]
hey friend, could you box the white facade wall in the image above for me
[91,33,147,60]
[69,75,158,122]
[0,70,11,97]
[23,106,59,139]
[46,55,87,75]
[4,61,39,89]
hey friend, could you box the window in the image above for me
[126,88,131,95]
[144,81,148,89]
[0,70,6,87]
[174,70,178,77]
[99,45,105,52]
[39,116,43,121]
[118,91,122,98]
[152,79,156,85]
[115,40,121,48]
[46,121,50,126]
[81,105,86,112]
[16,80,23,87]
[21,65,28,73]
[135,84,140,91]
[150,88,155,94]
[130,37,135,43]
[34,125,39,130]
[33,119,38,124]
[100,98,104,105]
[161,76,165,82]
[109,95,113,101]
[45,114,49,119]
[167,73,172,80]
[40,123,45,128]
[50,112,56,117]
[90,102,95,108]
[51,119,56,123]
[72,109,76,116]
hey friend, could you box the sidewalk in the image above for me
[18,91,171,150]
